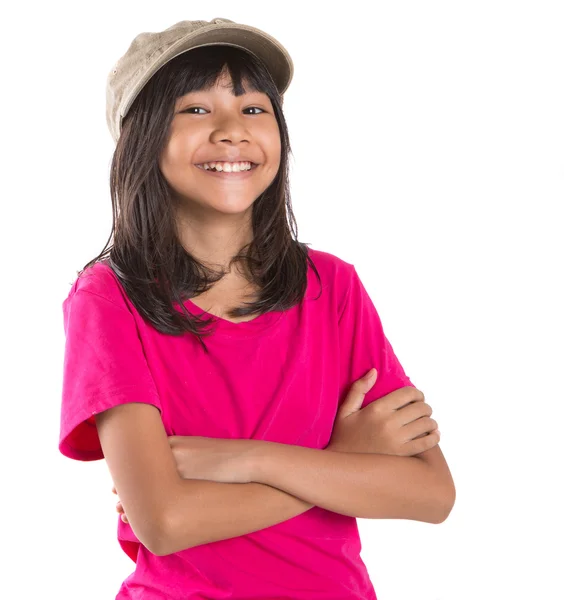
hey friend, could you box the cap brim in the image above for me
[120,23,294,123]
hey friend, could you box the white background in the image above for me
[2,1,563,599]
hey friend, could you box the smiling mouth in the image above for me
[195,163,259,172]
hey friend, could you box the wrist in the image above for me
[246,440,278,484]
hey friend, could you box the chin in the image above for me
[206,198,257,214]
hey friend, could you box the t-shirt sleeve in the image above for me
[337,265,416,409]
[59,288,162,461]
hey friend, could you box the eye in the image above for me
[180,106,265,115]
[182,107,208,114]
[244,107,265,115]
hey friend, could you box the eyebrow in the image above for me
[181,87,266,97]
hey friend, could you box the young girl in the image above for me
[58,17,454,600]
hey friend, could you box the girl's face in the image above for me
[159,70,281,219]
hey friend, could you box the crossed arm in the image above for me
[162,441,455,555]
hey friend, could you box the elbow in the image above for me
[146,523,174,557]
[130,518,172,557]
[146,511,178,557]
[147,505,197,557]
[150,543,174,557]
[126,506,178,557]
[430,482,456,524]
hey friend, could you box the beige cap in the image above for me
[105,17,294,144]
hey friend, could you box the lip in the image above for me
[194,163,259,179]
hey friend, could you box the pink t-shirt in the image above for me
[59,247,415,600]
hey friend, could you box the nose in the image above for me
[209,113,250,144]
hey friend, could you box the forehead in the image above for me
[175,74,268,107]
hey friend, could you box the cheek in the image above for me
[255,119,281,156]
[264,128,282,166]
[159,134,194,178]
[273,132,282,164]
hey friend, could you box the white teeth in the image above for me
[197,161,253,172]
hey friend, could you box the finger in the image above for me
[112,485,117,495]
[410,429,441,455]
[394,402,433,426]
[387,387,425,412]
[404,417,438,439]
[339,374,376,417]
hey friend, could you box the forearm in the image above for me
[251,442,449,523]
[162,478,314,555]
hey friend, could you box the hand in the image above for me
[112,485,128,523]
[326,368,440,457]
[167,435,258,484]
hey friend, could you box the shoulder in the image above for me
[305,247,358,317]
[306,246,355,287]
[65,259,133,312]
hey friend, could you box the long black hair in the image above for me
[80,44,321,353]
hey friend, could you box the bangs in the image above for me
[168,45,277,100]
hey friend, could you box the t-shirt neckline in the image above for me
[182,297,285,338]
